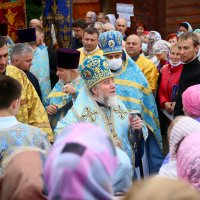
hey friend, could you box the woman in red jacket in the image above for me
[158,43,183,114]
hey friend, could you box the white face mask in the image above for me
[142,43,148,53]
[169,60,182,67]
[177,31,184,36]
[107,58,122,71]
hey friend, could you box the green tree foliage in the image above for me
[26,0,42,24]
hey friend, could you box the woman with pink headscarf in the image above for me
[44,122,132,200]
[159,116,200,178]
[177,132,200,192]
[182,84,200,121]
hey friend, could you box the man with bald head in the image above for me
[115,18,127,40]
[125,34,159,92]
[29,18,58,49]
[29,19,42,28]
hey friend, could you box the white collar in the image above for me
[0,116,19,129]
[83,46,99,55]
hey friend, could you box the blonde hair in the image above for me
[2,146,47,169]
[170,43,178,51]
[125,177,200,200]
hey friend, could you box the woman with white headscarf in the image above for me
[153,39,171,71]
[177,22,193,36]
[106,14,116,26]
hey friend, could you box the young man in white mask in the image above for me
[99,30,164,177]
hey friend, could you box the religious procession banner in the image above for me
[0,0,26,42]
[42,0,73,48]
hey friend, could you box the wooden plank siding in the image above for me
[73,1,101,20]
[72,0,200,38]
[165,0,200,36]
[166,7,200,17]
[114,0,200,38]
[166,0,200,9]
[121,0,159,36]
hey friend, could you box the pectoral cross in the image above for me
[82,107,98,123]
[113,105,127,119]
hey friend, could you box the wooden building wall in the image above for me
[72,0,200,38]
[72,0,168,37]
[165,0,200,36]
[108,0,164,36]
[73,0,101,20]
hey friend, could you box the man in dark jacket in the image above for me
[10,43,42,100]
[72,19,87,49]
[174,32,200,116]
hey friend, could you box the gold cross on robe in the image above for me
[81,107,98,123]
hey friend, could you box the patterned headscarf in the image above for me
[153,40,171,55]
[146,31,162,58]
[177,132,200,191]
[182,84,200,118]
[169,116,200,160]
[0,149,47,200]
[44,122,118,200]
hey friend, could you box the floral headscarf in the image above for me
[146,31,161,58]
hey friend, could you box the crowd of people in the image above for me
[0,9,200,200]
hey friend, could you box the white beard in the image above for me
[98,91,118,107]
[105,95,118,107]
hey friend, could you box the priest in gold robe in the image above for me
[0,35,54,142]
[125,34,159,93]
[78,27,103,65]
